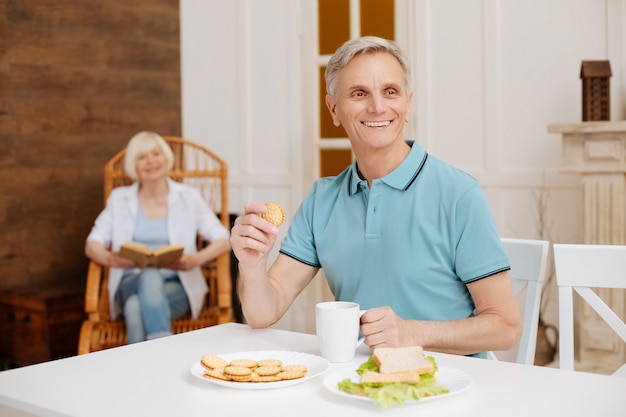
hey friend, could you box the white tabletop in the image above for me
[0,322,624,417]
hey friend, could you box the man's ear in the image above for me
[325,94,341,127]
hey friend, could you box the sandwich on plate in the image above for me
[337,346,449,408]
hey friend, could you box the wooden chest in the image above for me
[0,287,85,367]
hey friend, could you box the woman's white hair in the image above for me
[123,131,174,180]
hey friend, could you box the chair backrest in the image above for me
[553,244,626,377]
[100,136,231,322]
[489,238,550,364]
[104,137,228,221]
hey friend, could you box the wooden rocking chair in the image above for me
[77,137,232,354]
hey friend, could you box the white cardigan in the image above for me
[86,178,230,320]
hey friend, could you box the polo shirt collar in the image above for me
[349,140,427,195]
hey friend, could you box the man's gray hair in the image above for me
[324,36,412,97]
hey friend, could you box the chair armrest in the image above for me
[216,252,233,323]
[85,261,103,315]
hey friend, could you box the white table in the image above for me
[0,322,624,417]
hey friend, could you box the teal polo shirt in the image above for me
[280,140,509,322]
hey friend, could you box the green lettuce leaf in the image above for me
[338,355,449,408]
[355,356,379,375]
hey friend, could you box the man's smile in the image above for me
[362,120,392,127]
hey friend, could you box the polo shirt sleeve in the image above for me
[279,183,322,268]
[453,183,510,283]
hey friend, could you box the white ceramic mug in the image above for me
[315,301,365,363]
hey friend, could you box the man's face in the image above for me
[325,52,412,151]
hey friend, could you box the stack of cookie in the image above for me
[200,354,308,383]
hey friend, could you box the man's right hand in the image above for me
[230,201,280,269]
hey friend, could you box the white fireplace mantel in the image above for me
[550,121,626,175]
[549,120,626,375]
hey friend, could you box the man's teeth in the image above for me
[363,120,390,127]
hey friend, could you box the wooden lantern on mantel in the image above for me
[580,60,611,121]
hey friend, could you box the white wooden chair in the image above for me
[553,243,626,377]
[488,238,550,364]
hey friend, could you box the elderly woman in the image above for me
[85,131,230,343]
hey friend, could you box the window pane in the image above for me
[318,0,350,55]
[360,0,394,39]
[319,66,347,138]
[321,149,353,177]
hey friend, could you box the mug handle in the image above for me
[357,310,367,347]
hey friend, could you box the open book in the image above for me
[119,242,184,268]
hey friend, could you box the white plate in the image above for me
[190,350,329,390]
[323,366,473,405]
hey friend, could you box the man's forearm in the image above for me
[402,314,521,356]
[237,267,284,328]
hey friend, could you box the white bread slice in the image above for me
[361,369,421,384]
[372,346,434,375]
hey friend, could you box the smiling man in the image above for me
[230,36,522,358]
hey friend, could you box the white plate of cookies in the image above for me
[190,350,330,390]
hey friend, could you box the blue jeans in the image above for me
[116,268,190,344]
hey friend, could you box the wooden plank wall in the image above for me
[0,0,182,291]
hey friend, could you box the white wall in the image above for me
[180,0,313,332]
[180,0,626,340]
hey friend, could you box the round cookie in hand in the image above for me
[262,202,284,226]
